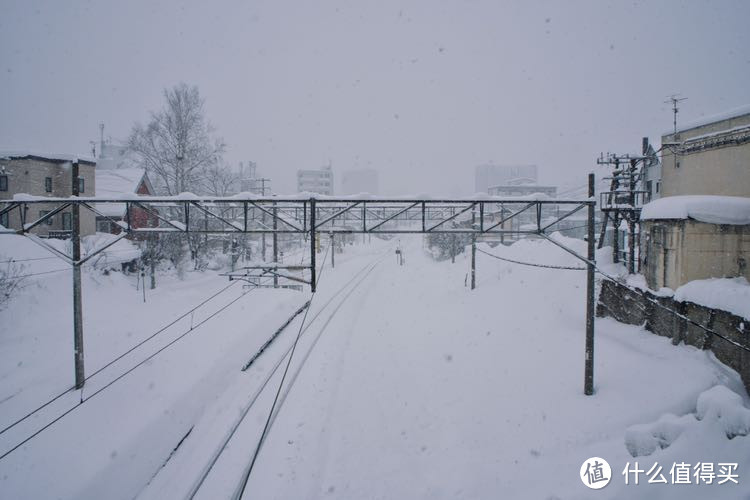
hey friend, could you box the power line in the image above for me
[187,245,391,499]
[233,243,333,500]
[0,279,257,461]
[477,247,586,270]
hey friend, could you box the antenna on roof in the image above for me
[664,94,687,135]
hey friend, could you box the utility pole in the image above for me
[273,201,278,288]
[584,173,596,396]
[330,232,335,268]
[309,199,316,292]
[471,206,476,290]
[71,161,85,389]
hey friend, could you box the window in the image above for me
[675,161,680,169]
[96,220,111,233]
[45,177,52,193]
[656,181,660,193]
[0,175,7,191]
[78,177,85,193]
[0,212,8,228]
[62,212,72,230]
[40,210,53,225]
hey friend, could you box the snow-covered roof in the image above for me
[0,150,96,165]
[96,168,148,197]
[94,168,150,217]
[640,195,750,225]
[662,104,750,136]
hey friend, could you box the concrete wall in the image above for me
[661,112,750,197]
[641,219,750,290]
[597,279,750,393]
[0,157,96,236]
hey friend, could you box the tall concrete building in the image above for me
[297,165,334,195]
[474,164,537,194]
[341,169,379,195]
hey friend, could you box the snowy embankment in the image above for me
[1,234,749,499]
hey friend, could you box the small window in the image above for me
[656,181,660,193]
[62,212,72,230]
[40,210,53,225]
[45,177,52,193]
[0,175,7,191]
[675,161,680,169]
[78,178,85,193]
[0,212,8,227]
[96,220,110,233]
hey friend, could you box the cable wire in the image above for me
[232,243,333,500]
[477,247,586,271]
[0,280,257,461]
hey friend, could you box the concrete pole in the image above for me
[330,233,335,268]
[471,205,476,290]
[585,173,596,396]
[71,161,85,389]
[310,199,316,292]
[273,201,278,288]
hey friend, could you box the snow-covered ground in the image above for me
[1,234,749,499]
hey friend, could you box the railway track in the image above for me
[181,247,391,500]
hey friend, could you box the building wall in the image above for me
[474,164,537,193]
[641,219,750,290]
[661,112,750,197]
[0,157,96,236]
[297,168,334,195]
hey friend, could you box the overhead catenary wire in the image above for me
[476,247,586,271]
[477,244,750,353]
[186,246,390,500]
[0,279,241,439]
[232,242,333,500]
[0,277,259,461]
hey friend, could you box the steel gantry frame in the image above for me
[0,174,598,394]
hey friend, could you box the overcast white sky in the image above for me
[1,0,748,195]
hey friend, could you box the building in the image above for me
[341,169,379,195]
[487,179,558,234]
[660,106,750,198]
[0,151,96,236]
[297,165,334,195]
[640,196,750,290]
[94,168,157,234]
[639,106,750,289]
[474,164,537,194]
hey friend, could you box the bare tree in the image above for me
[0,258,26,310]
[202,162,240,196]
[127,83,225,195]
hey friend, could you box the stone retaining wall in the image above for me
[597,279,750,392]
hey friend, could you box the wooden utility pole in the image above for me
[71,161,85,389]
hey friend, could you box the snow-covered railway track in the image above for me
[183,248,389,500]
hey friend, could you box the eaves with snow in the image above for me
[640,195,750,225]
[0,150,96,165]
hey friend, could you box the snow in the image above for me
[674,277,750,320]
[0,150,96,164]
[0,234,748,499]
[662,104,750,136]
[641,195,750,225]
[94,169,147,217]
